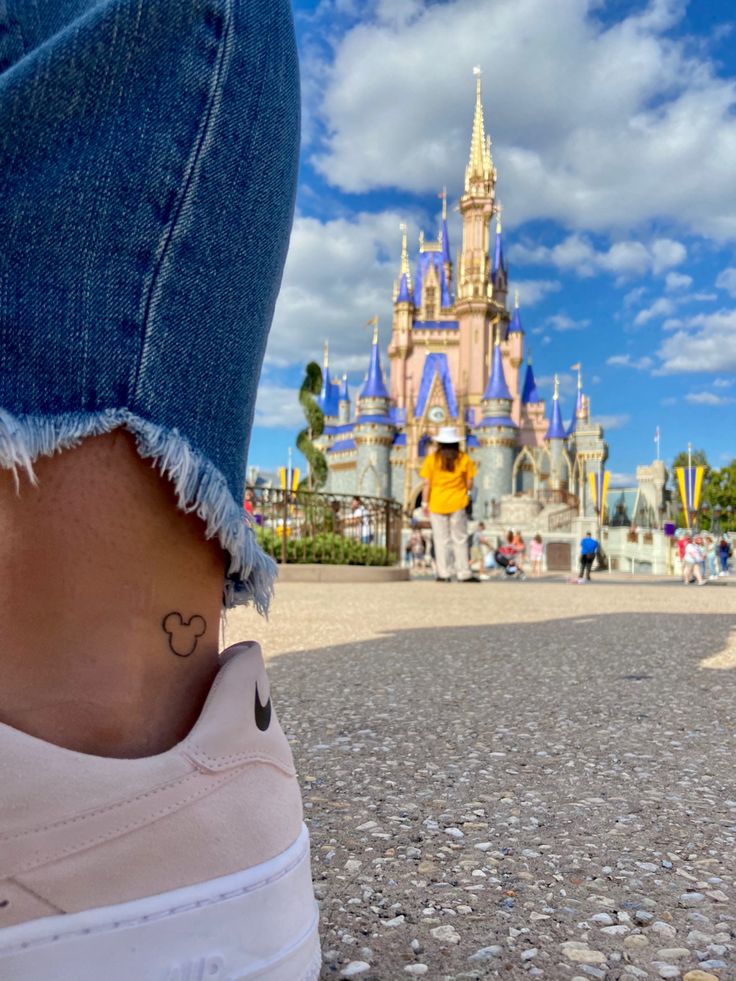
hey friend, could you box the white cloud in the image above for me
[657,308,736,373]
[537,372,576,397]
[684,391,736,406]
[665,271,693,291]
[509,279,562,306]
[596,414,631,431]
[307,0,736,238]
[266,210,409,370]
[714,378,733,389]
[509,235,686,279]
[545,314,590,332]
[253,385,306,429]
[716,268,736,297]
[606,354,654,370]
[633,297,675,326]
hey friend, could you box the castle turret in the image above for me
[355,327,394,498]
[476,337,517,517]
[567,364,588,435]
[319,341,340,422]
[338,373,351,425]
[505,289,525,409]
[389,224,415,410]
[545,375,568,490]
[491,205,508,308]
[521,354,541,405]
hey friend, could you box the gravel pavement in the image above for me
[227,577,736,981]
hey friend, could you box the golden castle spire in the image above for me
[514,288,520,309]
[323,339,329,369]
[553,373,560,400]
[465,67,494,192]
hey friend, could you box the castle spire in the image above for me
[396,222,414,304]
[482,333,512,402]
[466,67,493,188]
[521,353,541,404]
[546,374,567,440]
[361,325,389,401]
[567,363,586,434]
[508,289,524,334]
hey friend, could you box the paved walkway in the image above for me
[227,579,736,980]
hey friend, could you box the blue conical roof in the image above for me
[567,385,584,435]
[339,374,350,402]
[492,226,504,277]
[546,394,567,440]
[361,333,389,400]
[482,342,512,401]
[396,272,412,304]
[521,360,541,404]
[508,305,523,333]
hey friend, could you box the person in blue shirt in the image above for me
[579,531,599,582]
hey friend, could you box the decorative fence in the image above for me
[246,488,403,566]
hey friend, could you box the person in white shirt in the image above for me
[683,538,706,585]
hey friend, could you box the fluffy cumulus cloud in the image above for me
[508,235,686,279]
[545,314,590,332]
[716,268,736,297]
[607,354,655,370]
[253,385,308,429]
[266,210,409,370]
[632,297,675,327]
[307,0,736,238]
[508,279,561,307]
[657,308,736,373]
[665,271,693,291]
[684,391,736,406]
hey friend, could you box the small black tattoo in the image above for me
[162,612,207,657]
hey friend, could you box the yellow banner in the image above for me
[588,470,610,514]
[676,466,705,525]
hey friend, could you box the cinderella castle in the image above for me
[314,72,608,526]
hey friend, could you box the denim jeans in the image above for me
[0,0,300,610]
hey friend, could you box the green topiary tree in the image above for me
[296,361,327,489]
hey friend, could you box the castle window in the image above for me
[425,286,437,320]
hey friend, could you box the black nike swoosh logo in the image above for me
[255,683,272,732]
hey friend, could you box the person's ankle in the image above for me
[0,431,226,758]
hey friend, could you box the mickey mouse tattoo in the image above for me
[162,612,207,657]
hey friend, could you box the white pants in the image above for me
[430,509,471,580]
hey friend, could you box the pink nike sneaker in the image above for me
[0,642,320,981]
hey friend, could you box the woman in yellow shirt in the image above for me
[420,426,479,583]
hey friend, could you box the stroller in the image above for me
[494,547,526,580]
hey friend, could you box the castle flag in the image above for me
[588,469,610,515]
[675,466,704,524]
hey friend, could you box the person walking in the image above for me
[578,530,598,582]
[421,427,478,582]
[683,537,706,585]
[718,535,731,576]
[530,533,544,577]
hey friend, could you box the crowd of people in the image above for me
[676,531,732,585]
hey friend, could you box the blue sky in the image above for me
[249,0,736,484]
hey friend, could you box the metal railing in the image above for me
[246,487,403,566]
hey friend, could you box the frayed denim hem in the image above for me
[0,408,276,614]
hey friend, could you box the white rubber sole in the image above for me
[0,824,320,981]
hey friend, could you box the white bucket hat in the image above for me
[435,426,462,444]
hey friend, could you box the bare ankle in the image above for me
[0,431,227,758]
